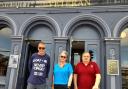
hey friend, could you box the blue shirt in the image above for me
[27,53,50,85]
[53,63,73,85]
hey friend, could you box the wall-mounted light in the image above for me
[120,32,127,38]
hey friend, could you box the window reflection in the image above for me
[120,28,128,67]
[120,28,128,89]
[0,52,9,75]
[0,27,12,76]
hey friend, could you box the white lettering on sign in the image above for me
[0,0,90,8]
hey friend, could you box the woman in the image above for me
[74,52,101,89]
[52,51,73,89]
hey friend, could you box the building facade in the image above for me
[0,1,128,89]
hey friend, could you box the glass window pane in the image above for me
[0,52,9,76]
[120,28,128,89]
[120,28,128,67]
[0,27,12,76]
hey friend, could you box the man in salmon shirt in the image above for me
[74,52,101,89]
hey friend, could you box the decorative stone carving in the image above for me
[13,45,19,55]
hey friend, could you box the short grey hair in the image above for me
[60,50,68,57]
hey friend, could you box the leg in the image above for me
[36,83,47,89]
[27,83,35,89]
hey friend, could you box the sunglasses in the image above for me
[38,47,45,50]
[60,56,67,58]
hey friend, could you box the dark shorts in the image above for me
[54,84,68,89]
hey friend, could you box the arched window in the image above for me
[120,28,128,89]
[0,27,12,77]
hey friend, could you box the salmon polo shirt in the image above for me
[74,62,100,89]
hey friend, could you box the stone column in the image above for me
[105,37,122,89]
[5,36,23,89]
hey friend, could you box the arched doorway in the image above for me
[17,19,57,89]
[120,28,128,89]
[66,20,106,89]
[70,25,100,65]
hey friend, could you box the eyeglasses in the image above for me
[60,56,67,59]
[38,47,45,50]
